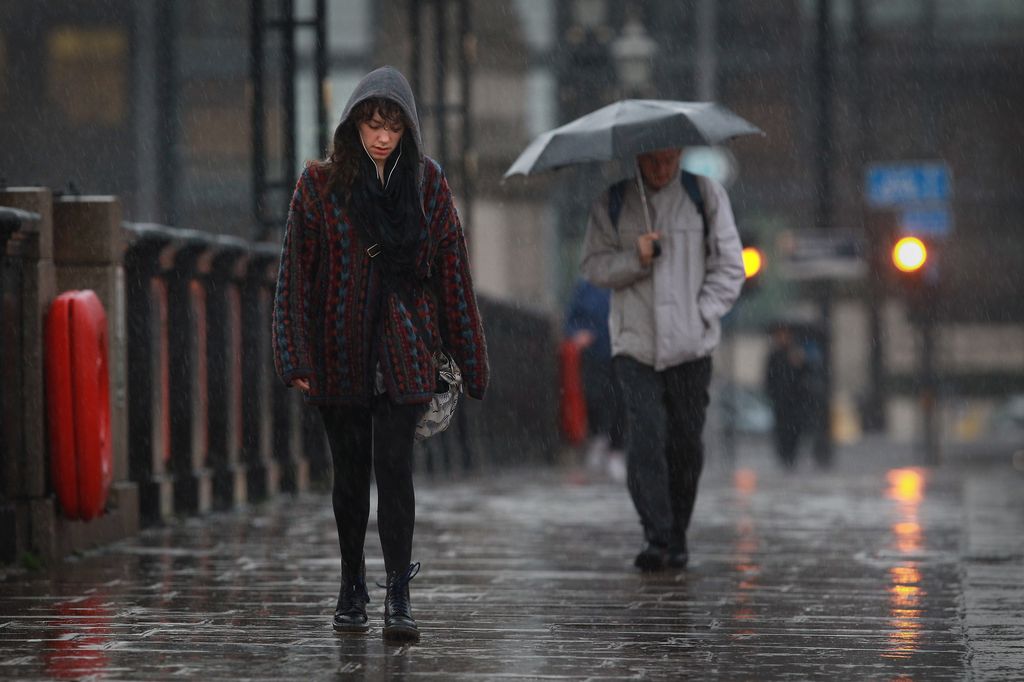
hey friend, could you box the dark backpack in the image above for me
[607,171,710,254]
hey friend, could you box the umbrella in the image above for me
[503,99,762,179]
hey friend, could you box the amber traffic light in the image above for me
[742,246,763,279]
[892,237,927,273]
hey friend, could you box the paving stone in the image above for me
[1,441,1021,680]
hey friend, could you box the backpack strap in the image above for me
[607,178,630,229]
[679,171,709,246]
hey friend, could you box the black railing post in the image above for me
[206,235,251,509]
[123,224,178,524]
[242,244,282,500]
[166,229,215,514]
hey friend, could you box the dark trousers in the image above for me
[613,355,712,549]
[581,350,625,449]
[319,399,422,578]
[773,408,804,468]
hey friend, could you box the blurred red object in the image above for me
[559,339,588,445]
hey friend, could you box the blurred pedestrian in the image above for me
[764,323,811,469]
[272,66,488,642]
[799,331,832,468]
[581,148,745,571]
[563,278,625,479]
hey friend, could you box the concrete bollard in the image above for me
[0,188,58,562]
[0,204,41,562]
[53,196,133,494]
[50,195,139,542]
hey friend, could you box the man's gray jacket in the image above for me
[580,172,745,371]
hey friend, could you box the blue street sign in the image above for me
[901,208,953,237]
[865,162,952,207]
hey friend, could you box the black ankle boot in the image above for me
[634,542,668,572]
[333,557,370,633]
[381,562,420,643]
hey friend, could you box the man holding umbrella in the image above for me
[580,147,745,571]
[505,99,758,571]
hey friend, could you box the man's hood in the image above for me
[340,66,423,165]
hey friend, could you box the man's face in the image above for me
[637,148,683,190]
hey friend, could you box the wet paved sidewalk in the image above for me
[1,440,1022,680]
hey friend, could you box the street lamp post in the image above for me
[611,15,657,98]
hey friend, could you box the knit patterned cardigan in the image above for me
[272,158,488,406]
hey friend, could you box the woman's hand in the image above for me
[293,378,311,392]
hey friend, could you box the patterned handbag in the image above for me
[415,350,462,441]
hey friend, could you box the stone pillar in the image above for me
[0,205,37,562]
[0,188,57,562]
[49,195,140,550]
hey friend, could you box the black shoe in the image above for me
[333,559,370,633]
[634,543,668,572]
[667,538,689,569]
[667,549,689,569]
[381,562,421,643]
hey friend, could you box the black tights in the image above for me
[319,400,421,578]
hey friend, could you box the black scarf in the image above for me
[350,143,422,278]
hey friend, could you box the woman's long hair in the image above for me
[319,98,412,204]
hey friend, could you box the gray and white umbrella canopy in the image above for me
[504,99,763,179]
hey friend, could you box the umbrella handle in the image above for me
[635,161,655,234]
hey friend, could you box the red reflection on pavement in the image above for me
[42,595,111,679]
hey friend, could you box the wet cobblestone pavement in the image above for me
[2,441,1022,680]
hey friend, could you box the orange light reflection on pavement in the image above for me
[730,468,759,635]
[734,468,757,495]
[892,521,922,553]
[885,566,924,658]
[883,468,928,660]
[886,468,924,503]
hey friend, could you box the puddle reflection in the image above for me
[41,595,112,679]
[730,468,760,635]
[887,468,923,504]
[333,633,370,679]
[883,468,927,660]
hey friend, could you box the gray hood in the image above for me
[340,66,424,184]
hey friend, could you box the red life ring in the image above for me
[45,290,113,521]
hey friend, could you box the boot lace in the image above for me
[379,562,420,616]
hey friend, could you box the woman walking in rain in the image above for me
[272,66,488,642]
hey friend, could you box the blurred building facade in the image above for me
[2,0,1023,443]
